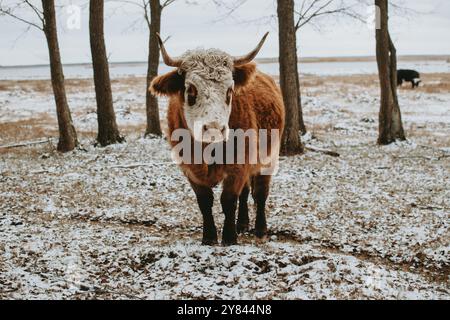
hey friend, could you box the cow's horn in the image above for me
[156,33,182,68]
[233,32,269,67]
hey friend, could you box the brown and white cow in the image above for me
[150,33,285,245]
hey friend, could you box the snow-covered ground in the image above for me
[0,70,449,299]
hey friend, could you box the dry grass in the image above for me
[120,123,147,136]
[0,113,98,155]
[0,114,61,157]
[0,116,54,142]
[0,82,13,91]
[406,125,450,148]
[0,79,53,93]
[65,79,94,92]
[0,78,134,94]
[300,73,450,96]
[0,72,444,95]
[111,77,145,86]
[414,73,450,94]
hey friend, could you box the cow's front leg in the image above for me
[189,180,217,245]
[221,174,247,246]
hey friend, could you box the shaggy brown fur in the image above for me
[151,62,285,245]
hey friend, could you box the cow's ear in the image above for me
[233,62,257,89]
[150,70,185,96]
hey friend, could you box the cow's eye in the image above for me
[226,87,234,105]
[186,84,197,106]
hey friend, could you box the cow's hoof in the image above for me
[222,239,238,246]
[236,223,249,234]
[202,238,218,246]
[222,234,238,246]
[255,228,268,240]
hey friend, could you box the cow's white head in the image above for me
[150,33,268,143]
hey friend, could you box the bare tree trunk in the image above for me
[145,0,163,137]
[42,0,78,152]
[277,0,304,156]
[89,0,123,146]
[375,0,405,145]
[294,55,307,134]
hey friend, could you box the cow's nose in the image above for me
[203,122,226,134]
[202,122,228,142]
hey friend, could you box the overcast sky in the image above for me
[0,0,449,66]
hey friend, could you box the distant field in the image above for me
[1,55,449,80]
[256,55,450,64]
[2,54,449,68]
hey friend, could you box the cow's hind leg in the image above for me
[413,80,421,88]
[221,174,247,246]
[189,180,217,245]
[237,182,250,234]
[252,175,271,239]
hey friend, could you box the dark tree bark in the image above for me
[145,0,163,136]
[375,0,406,145]
[294,55,307,134]
[277,0,304,156]
[42,0,78,152]
[89,0,123,146]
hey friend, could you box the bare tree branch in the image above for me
[294,0,366,31]
[0,1,44,31]
[108,0,179,30]
[211,0,366,31]
[24,0,44,22]
[162,0,177,10]
[143,0,151,28]
[211,0,248,19]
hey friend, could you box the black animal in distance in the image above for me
[397,69,421,89]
